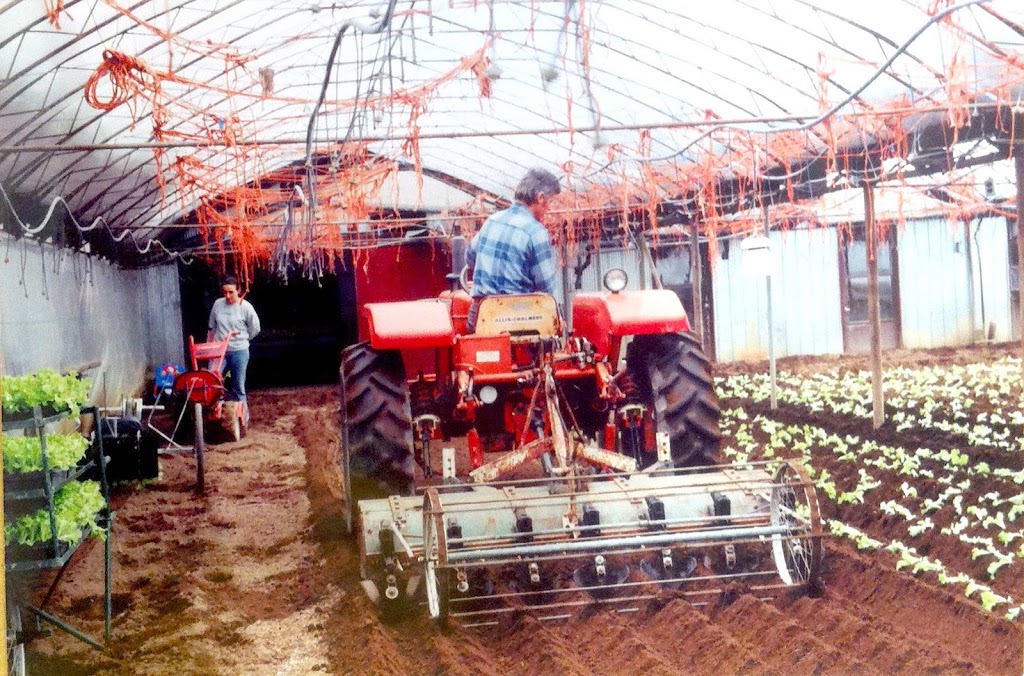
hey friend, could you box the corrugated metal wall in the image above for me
[970,216,1012,342]
[895,216,1010,348]
[712,228,843,362]
[898,217,972,348]
[0,235,183,404]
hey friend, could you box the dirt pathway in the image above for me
[21,380,1023,675]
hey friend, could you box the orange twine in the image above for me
[43,0,65,28]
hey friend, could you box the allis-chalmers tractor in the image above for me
[340,242,822,625]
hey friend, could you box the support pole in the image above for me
[690,224,705,347]
[0,351,6,676]
[1016,149,1024,357]
[761,205,777,410]
[963,218,977,342]
[767,273,777,410]
[864,180,885,429]
[27,607,103,651]
[560,236,573,339]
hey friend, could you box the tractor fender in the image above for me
[363,300,456,350]
[573,289,691,356]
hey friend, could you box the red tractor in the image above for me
[341,242,821,624]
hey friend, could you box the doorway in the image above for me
[839,224,901,353]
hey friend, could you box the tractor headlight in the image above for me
[603,268,628,293]
[479,385,498,404]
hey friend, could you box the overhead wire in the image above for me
[582,0,993,178]
[0,183,194,264]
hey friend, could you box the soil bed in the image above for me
[21,344,1024,674]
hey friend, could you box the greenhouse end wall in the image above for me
[0,235,183,405]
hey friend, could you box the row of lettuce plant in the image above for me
[4,480,106,547]
[2,433,90,473]
[2,370,102,557]
[720,407,1024,620]
[716,357,1024,453]
[1,369,91,418]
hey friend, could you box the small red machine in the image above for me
[174,336,248,443]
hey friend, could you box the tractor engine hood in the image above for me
[573,289,692,356]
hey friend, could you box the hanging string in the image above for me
[43,0,66,29]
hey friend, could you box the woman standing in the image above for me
[207,276,261,423]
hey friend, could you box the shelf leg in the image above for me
[27,606,103,651]
[105,514,113,642]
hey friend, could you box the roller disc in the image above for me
[423,490,450,624]
[639,552,697,588]
[572,560,630,600]
[770,460,822,587]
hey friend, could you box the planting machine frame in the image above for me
[340,242,823,625]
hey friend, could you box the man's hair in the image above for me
[222,276,239,288]
[514,168,561,206]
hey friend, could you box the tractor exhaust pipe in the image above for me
[451,235,467,280]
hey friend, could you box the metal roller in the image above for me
[357,459,822,626]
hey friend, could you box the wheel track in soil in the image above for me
[604,602,772,673]
[553,610,715,675]
[294,387,1023,675]
[492,615,599,675]
[429,630,509,676]
[615,598,770,673]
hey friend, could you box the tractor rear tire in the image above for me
[341,343,415,502]
[626,332,721,467]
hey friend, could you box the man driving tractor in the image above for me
[465,167,561,331]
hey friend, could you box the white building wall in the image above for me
[712,228,843,362]
[0,234,183,404]
[897,217,973,348]
[971,215,1012,342]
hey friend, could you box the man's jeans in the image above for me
[223,348,249,402]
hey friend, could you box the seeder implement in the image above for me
[357,458,822,626]
[341,269,823,625]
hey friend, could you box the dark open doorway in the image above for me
[179,260,356,388]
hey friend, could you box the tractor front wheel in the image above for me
[340,343,415,528]
[625,332,721,467]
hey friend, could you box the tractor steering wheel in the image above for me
[459,264,473,294]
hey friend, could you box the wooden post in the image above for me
[1016,149,1024,356]
[864,180,885,429]
[690,224,704,346]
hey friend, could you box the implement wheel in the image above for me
[423,489,451,625]
[771,460,822,587]
[626,331,721,467]
[193,402,206,493]
[340,343,414,531]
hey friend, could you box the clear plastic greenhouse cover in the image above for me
[1,0,1023,272]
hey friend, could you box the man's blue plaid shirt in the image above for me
[466,202,556,298]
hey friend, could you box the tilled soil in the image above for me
[21,347,1024,674]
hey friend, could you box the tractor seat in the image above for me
[473,293,559,339]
